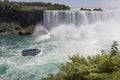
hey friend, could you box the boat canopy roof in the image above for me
[23,49,39,51]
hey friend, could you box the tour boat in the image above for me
[22,49,41,56]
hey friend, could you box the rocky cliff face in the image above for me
[0,10,44,35]
[0,10,44,27]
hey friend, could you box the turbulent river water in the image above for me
[1,10,120,80]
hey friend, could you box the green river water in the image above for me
[0,34,101,80]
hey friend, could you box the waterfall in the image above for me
[33,10,120,37]
[43,10,119,29]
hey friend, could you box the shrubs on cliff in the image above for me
[80,8,103,11]
[16,2,70,10]
[47,4,70,10]
[93,8,103,11]
[0,1,70,10]
[0,22,35,35]
[80,8,92,11]
[0,22,22,34]
[43,41,120,80]
[0,0,21,11]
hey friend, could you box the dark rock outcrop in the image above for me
[18,31,32,35]
[0,10,44,28]
[80,8,92,11]
[93,8,103,11]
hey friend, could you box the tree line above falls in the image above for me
[0,0,70,11]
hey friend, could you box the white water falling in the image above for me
[43,10,120,30]
[40,10,120,41]
[31,10,120,52]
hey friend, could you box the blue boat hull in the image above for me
[22,49,41,56]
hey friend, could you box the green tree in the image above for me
[110,41,119,57]
[4,0,9,2]
[0,1,20,10]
